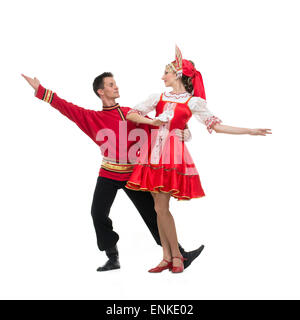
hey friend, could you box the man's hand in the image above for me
[249,128,272,136]
[175,128,192,142]
[21,74,40,93]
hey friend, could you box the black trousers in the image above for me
[91,176,161,251]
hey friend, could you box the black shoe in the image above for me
[97,258,120,272]
[97,245,120,272]
[105,245,119,259]
[179,245,205,269]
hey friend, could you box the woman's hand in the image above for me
[249,128,272,136]
[152,118,168,126]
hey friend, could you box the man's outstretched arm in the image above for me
[22,74,101,141]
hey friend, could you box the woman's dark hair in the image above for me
[181,60,195,94]
[93,72,113,97]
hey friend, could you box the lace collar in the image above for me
[164,91,191,99]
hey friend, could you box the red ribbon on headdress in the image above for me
[182,59,206,100]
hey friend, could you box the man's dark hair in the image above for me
[93,72,114,97]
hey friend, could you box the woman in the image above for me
[125,46,272,273]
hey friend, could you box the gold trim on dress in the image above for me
[125,181,205,201]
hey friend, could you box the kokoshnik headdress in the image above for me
[166,45,206,100]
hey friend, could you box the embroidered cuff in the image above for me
[42,89,54,103]
[205,116,222,134]
[127,109,142,116]
[35,85,54,104]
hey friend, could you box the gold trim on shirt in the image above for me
[101,160,135,173]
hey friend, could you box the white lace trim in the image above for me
[204,116,222,133]
[155,102,176,122]
[164,91,191,98]
[127,109,142,116]
[151,102,176,164]
[162,91,192,103]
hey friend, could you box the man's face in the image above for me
[98,77,120,100]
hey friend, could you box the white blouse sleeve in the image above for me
[188,97,222,133]
[128,93,160,117]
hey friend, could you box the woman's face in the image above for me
[162,69,177,87]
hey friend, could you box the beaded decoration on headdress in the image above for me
[166,45,183,78]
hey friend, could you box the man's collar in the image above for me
[102,103,120,111]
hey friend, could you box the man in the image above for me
[22,72,204,272]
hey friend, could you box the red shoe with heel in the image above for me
[171,256,187,273]
[148,259,172,273]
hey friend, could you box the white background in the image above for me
[0,0,299,300]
